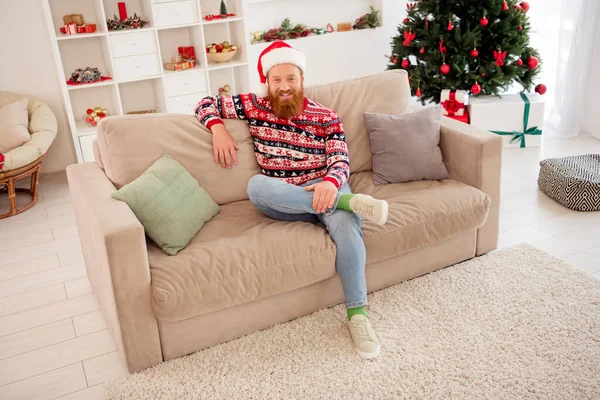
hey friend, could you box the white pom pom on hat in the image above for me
[255,41,306,98]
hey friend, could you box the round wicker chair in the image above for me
[0,92,57,219]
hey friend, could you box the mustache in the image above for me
[278,89,295,95]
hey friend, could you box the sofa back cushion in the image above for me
[304,70,411,173]
[96,114,260,205]
[96,70,411,204]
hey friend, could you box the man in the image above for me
[195,41,388,359]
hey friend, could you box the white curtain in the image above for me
[547,0,600,138]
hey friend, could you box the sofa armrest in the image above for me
[66,162,162,373]
[439,117,503,255]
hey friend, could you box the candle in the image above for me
[118,2,127,21]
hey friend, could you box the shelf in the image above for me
[56,32,107,41]
[163,65,204,76]
[202,17,244,25]
[250,26,382,46]
[67,79,116,91]
[108,26,155,36]
[156,21,202,30]
[118,74,163,84]
[207,61,248,71]
[76,120,99,136]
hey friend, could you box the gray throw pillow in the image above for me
[364,105,449,185]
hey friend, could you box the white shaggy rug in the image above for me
[106,243,600,399]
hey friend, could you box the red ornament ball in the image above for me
[86,109,93,114]
[527,56,539,69]
[420,47,425,55]
[440,64,451,75]
[535,84,547,95]
[403,18,409,23]
[518,25,523,31]
[480,17,489,26]
[521,1,530,12]
[471,49,479,58]
[471,83,482,95]
[402,59,410,68]
[517,59,523,66]
[481,72,486,77]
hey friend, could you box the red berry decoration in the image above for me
[402,59,410,69]
[521,1,530,12]
[481,72,486,77]
[535,84,547,95]
[527,56,539,69]
[518,25,523,31]
[403,18,409,23]
[480,17,488,26]
[440,64,451,75]
[517,59,523,66]
[471,83,482,95]
[420,47,425,55]
[86,109,93,114]
[502,1,509,11]
[471,48,479,58]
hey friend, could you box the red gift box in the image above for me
[64,23,77,34]
[445,108,470,124]
[178,46,195,60]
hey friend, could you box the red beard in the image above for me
[268,87,305,119]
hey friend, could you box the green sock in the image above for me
[347,306,367,320]
[336,194,356,212]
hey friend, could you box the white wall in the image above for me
[0,0,404,173]
[0,0,77,173]
[246,0,405,91]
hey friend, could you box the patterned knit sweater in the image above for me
[194,93,350,188]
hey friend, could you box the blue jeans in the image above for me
[247,174,368,309]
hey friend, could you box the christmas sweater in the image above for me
[194,93,350,188]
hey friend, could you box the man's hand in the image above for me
[212,124,239,168]
[304,181,338,213]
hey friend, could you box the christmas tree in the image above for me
[388,0,543,104]
[220,0,228,17]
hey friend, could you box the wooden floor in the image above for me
[1,135,599,399]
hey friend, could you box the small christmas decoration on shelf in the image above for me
[107,2,148,31]
[262,18,312,42]
[326,24,334,33]
[165,46,196,71]
[59,14,97,35]
[67,67,112,86]
[219,84,231,96]
[83,106,108,126]
[352,6,381,30]
[337,22,352,32]
[206,41,238,63]
[220,0,228,17]
[204,13,235,21]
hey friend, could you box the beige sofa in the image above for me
[66,70,502,373]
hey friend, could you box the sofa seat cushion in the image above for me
[149,200,337,322]
[349,172,491,265]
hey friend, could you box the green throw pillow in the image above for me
[111,154,220,256]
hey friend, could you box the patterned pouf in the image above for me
[538,154,600,211]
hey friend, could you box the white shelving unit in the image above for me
[43,0,251,163]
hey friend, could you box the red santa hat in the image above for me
[256,41,306,97]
